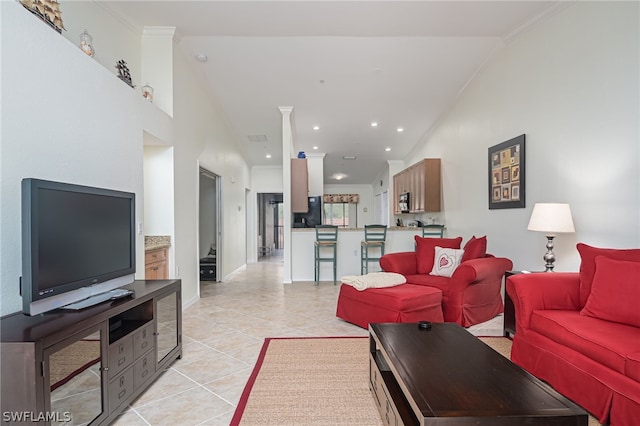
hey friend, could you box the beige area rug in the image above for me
[231,336,600,426]
[232,337,379,426]
[49,339,100,390]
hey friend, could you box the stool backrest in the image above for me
[422,224,445,238]
[364,224,387,242]
[315,225,338,242]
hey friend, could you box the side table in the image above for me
[503,271,517,338]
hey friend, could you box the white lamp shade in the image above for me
[527,203,575,234]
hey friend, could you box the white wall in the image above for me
[143,144,175,279]
[306,153,325,196]
[1,2,144,315]
[61,1,141,90]
[141,27,174,117]
[251,166,283,193]
[172,45,251,302]
[143,145,175,236]
[404,1,639,272]
[1,2,253,314]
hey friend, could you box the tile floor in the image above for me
[114,253,503,425]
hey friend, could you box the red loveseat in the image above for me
[379,235,513,327]
[507,243,640,426]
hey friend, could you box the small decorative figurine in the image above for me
[79,29,94,57]
[141,83,154,102]
[115,60,134,88]
[20,0,66,33]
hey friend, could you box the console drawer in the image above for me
[108,368,134,414]
[133,323,154,358]
[370,352,403,426]
[134,351,155,389]
[108,335,133,379]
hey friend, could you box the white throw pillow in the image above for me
[430,246,465,277]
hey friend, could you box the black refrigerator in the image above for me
[293,196,322,228]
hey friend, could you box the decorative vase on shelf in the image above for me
[297,151,306,159]
[79,29,94,57]
[141,83,154,102]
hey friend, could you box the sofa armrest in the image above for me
[379,252,417,276]
[451,256,512,285]
[449,256,513,296]
[506,272,580,333]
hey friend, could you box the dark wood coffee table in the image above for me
[369,322,588,425]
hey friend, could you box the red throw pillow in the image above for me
[577,243,640,308]
[580,256,640,327]
[414,236,463,274]
[461,235,487,263]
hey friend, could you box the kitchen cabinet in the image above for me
[145,248,168,279]
[393,159,441,214]
[291,158,309,213]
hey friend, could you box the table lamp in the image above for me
[527,203,575,271]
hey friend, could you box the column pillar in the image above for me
[280,106,294,283]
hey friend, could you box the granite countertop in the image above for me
[145,235,171,250]
[292,226,425,232]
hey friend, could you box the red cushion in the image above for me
[404,274,451,295]
[627,352,640,382]
[338,283,442,311]
[580,257,640,327]
[577,243,640,307]
[461,235,487,263]
[414,236,462,274]
[529,310,640,375]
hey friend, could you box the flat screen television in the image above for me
[21,178,136,315]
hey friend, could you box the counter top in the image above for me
[292,226,426,232]
[145,235,171,251]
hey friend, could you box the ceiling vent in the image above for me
[248,135,268,143]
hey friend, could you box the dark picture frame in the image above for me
[488,134,525,209]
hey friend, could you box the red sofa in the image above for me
[507,244,640,426]
[379,235,513,327]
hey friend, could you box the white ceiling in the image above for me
[103,1,563,185]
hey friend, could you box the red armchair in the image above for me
[380,250,512,327]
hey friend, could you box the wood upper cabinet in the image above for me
[291,158,309,213]
[393,159,441,213]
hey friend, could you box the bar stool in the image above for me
[314,225,338,285]
[361,225,387,274]
[422,224,445,238]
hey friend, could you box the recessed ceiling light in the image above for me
[313,126,320,130]
[313,146,318,150]
[195,53,208,62]
[385,147,391,152]
[265,154,271,159]
[397,127,404,132]
[343,156,357,160]
[332,173,347,180]
[371,122,378,127]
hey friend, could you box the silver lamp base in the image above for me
[543,235,556,272]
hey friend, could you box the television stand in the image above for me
[1,279,182,426]
[60,288,133,310]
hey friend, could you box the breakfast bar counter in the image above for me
[291,226,427,282]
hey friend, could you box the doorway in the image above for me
[257,193,283,260]
[199,168,221,282]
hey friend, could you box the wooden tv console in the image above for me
[1,280,182,425]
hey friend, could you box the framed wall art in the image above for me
[488,134,525,209]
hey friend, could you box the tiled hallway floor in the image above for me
[114,255,503,425]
